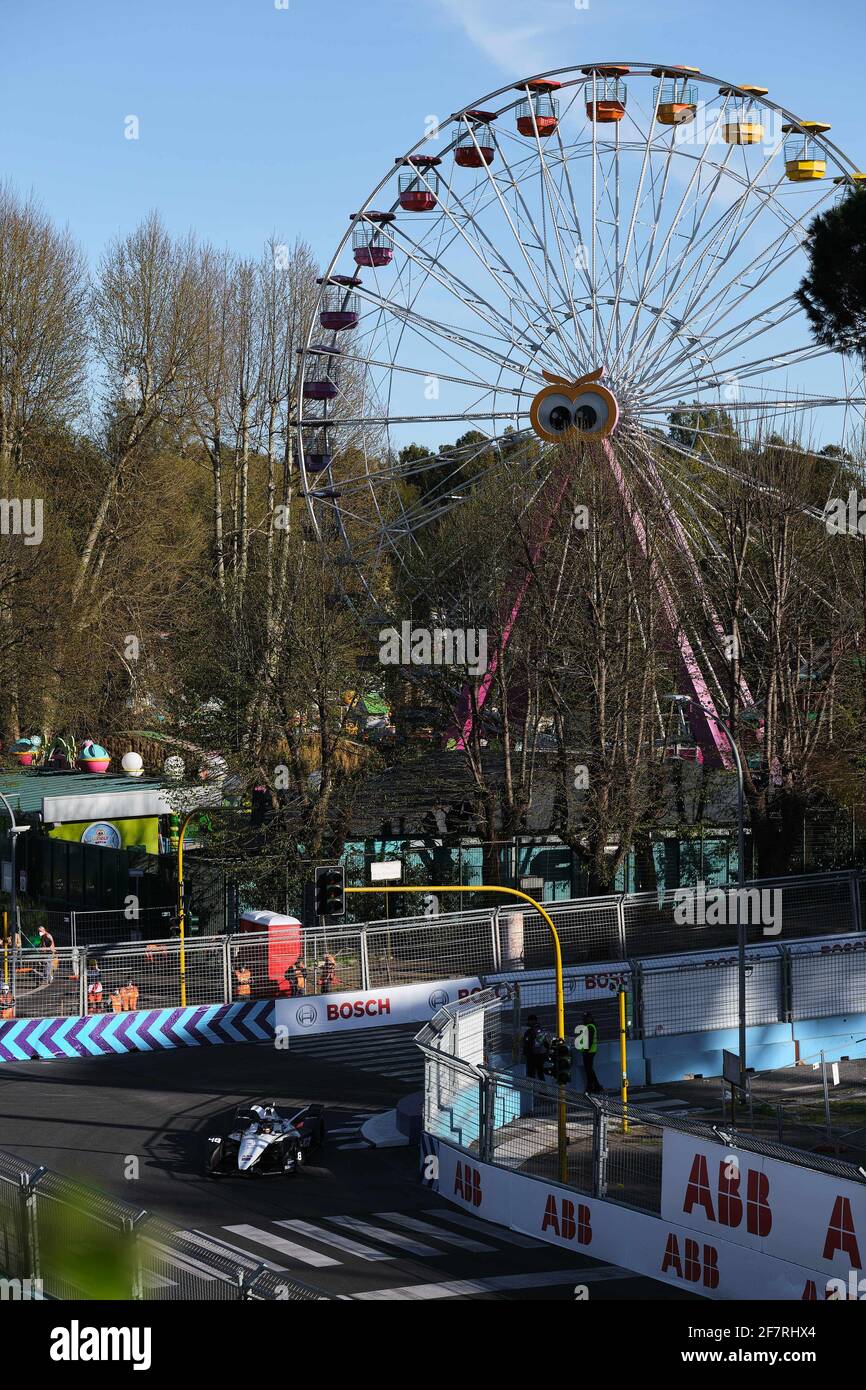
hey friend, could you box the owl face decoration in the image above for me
[529,368,619,442]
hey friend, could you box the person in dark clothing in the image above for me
[580,1011,603,1094]
[522,1014,550,1081]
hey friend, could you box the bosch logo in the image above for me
[428,989,449,1010]
[326,998,391,1020]
[296,1004,318,1027]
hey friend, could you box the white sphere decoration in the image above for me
[121,751,144,777]
[164,754,186,780]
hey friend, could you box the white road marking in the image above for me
[223,1223,340,1268]
[277,1219,394,1262]
[330,1215,441,1256]
[375,1211,495,1252]
[183,1229,289,1273]
[353,1269,608,1299]
[426,1207,546,1248]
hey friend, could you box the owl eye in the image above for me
[537,393,575,433]
[571,388,611,434]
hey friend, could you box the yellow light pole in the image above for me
[619,988,629,1135]
[345,883,568,1180]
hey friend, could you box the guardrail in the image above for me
[0,1149,330,1300]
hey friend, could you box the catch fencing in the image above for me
[0,1149,330,1300]
[417,987,866,1219]
[4,873,866,1034]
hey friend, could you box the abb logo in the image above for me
[661,1234,720,1289]
[326,998,391,1021]
[821,1195,862,1268]
[541,1194,592,1246]
[453,1162,482,1208]
[681,1152,772,1236]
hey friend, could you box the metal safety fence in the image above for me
[417,987,866,1219]
[0,1150,330,1300]
[4,898,866,1032]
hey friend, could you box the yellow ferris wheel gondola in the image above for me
[651,66,700,125]
[782,121,831,180]
[719,85,768,144]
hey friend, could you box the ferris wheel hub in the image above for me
[529,368,620,442]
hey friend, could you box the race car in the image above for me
[205,1101,325,1177]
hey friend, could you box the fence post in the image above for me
[780,946,793,1023]
[360,928,370,990]
[127,1211,147,1301]
[491,910,501,973]
[632,962,644,1040]
[511,982,521,1067]
[21,1167,46,1284]
[479,1070,495,1163]
[592,1101,608,1199]
[237,1262,268,1300]
[616,895,627,959]
[222,936,232,1002]
[850,872,862,935]
[79,951,88,1016]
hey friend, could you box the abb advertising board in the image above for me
[430,1139,840,1300]
[661,1130,866,1291]
[275,977,483,1036]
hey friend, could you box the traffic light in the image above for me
[314,865,345,919]
[545,1038,572,1087]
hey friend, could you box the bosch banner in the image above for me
[275,977,483,1036]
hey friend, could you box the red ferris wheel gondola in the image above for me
[396,155,442,211]
[351,211,396,267]
[454,111,496,167]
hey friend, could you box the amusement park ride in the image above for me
[295,62,866,770]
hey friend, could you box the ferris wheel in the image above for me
[296,61,866,764]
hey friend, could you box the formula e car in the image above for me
[206,1101,325,1177]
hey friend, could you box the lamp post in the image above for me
[667,694,748,1085]
[0,791,30,945]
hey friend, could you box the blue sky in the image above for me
[2,0,864,270]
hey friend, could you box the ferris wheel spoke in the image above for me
[354,285,548,387]
[639,169,836,384]
[602,78,665,366]
[632,237,805,394]
[380,215,562,369]
[480,126,590,371]
[636,294,804,397]
[649,137,790,327]
[648,345,844,408]
[612,100,733,370]
[394,155,584,369]
[670,182,830,347]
